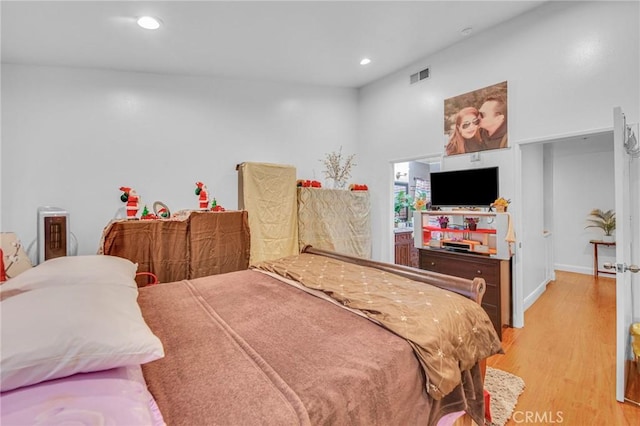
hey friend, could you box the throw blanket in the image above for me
[139,270,487,426]
[254,253,502,399]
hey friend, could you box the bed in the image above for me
[0,248,501,426]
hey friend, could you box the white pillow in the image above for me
[1,284,164,392]
[0,255,138,293]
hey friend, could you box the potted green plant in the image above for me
[585,209,616,242]
[394,190,414,221]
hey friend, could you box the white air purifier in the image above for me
[37,207,71,264]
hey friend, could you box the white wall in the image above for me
[552,135,616,274]
[357,0,639,300]
[520,143,548,309]
[1,65,358,256]
[1,0,638,280]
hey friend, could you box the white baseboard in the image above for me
[554,263,592,276]
[524,277,551,311]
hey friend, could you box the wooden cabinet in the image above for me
[419,248,511,339]
[395,230,419,268]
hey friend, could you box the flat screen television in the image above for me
[430,167,499,207]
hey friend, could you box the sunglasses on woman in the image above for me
[460,118,480,130]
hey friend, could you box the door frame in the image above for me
[513,126,613,329]
[613,107,640,402]
[389,154,443,263]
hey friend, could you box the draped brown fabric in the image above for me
[100,211,250,285]
[139,270,487,426]
[253,253,502,400]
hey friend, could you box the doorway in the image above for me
[391,157,441,267]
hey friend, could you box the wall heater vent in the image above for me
[410,67,430,84]
[37,206,70,264]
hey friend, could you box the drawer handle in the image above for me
[431,262,436,266]
[476,270,482,275]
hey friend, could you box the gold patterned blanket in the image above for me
[253,253,503,399]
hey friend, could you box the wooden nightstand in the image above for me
[589,240,616,277]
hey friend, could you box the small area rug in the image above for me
[484,367,525,426]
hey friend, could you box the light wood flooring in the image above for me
[485,271,640,425]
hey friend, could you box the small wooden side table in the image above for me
[589,240,616,277]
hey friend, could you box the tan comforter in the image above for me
[139,269,488,426]
[253,253,502,400]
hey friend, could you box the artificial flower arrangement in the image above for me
[297,179,322,188]
[321,146,356,189]
[413,198,427,211]
[349,184,368,191]
[491,197,511,212]
[437,216,450,228]
[464,217,480,230]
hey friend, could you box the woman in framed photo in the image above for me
[445,106,485,155]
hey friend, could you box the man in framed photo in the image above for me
[479,94,508,149]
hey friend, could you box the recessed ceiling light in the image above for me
[360,58,371,66]
[137,16,161,30]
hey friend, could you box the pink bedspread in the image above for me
[0,365,165,426]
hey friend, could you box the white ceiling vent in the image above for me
[410,67,430,84]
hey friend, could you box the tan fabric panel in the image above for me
[238,162,298,264]
[297,187,371,258]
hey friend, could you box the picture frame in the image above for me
[444,81,508,156]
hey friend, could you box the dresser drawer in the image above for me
[483,282,499,305]
[453,260,499,284]
[419,250,499,283]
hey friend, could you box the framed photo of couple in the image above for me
[444,81,508,156]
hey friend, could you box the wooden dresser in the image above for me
[418,248,511,339]
[394,229,419,268]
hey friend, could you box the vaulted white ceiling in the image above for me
[1,1,547,88]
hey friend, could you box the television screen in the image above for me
[430,167,499,207]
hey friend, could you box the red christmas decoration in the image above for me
[296,179,322,188]
[349,184,368,191]
[119,186,140,219]
[195,182,209,210]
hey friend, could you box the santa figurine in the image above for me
[119,186,140,219]
[195,182,209,210]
